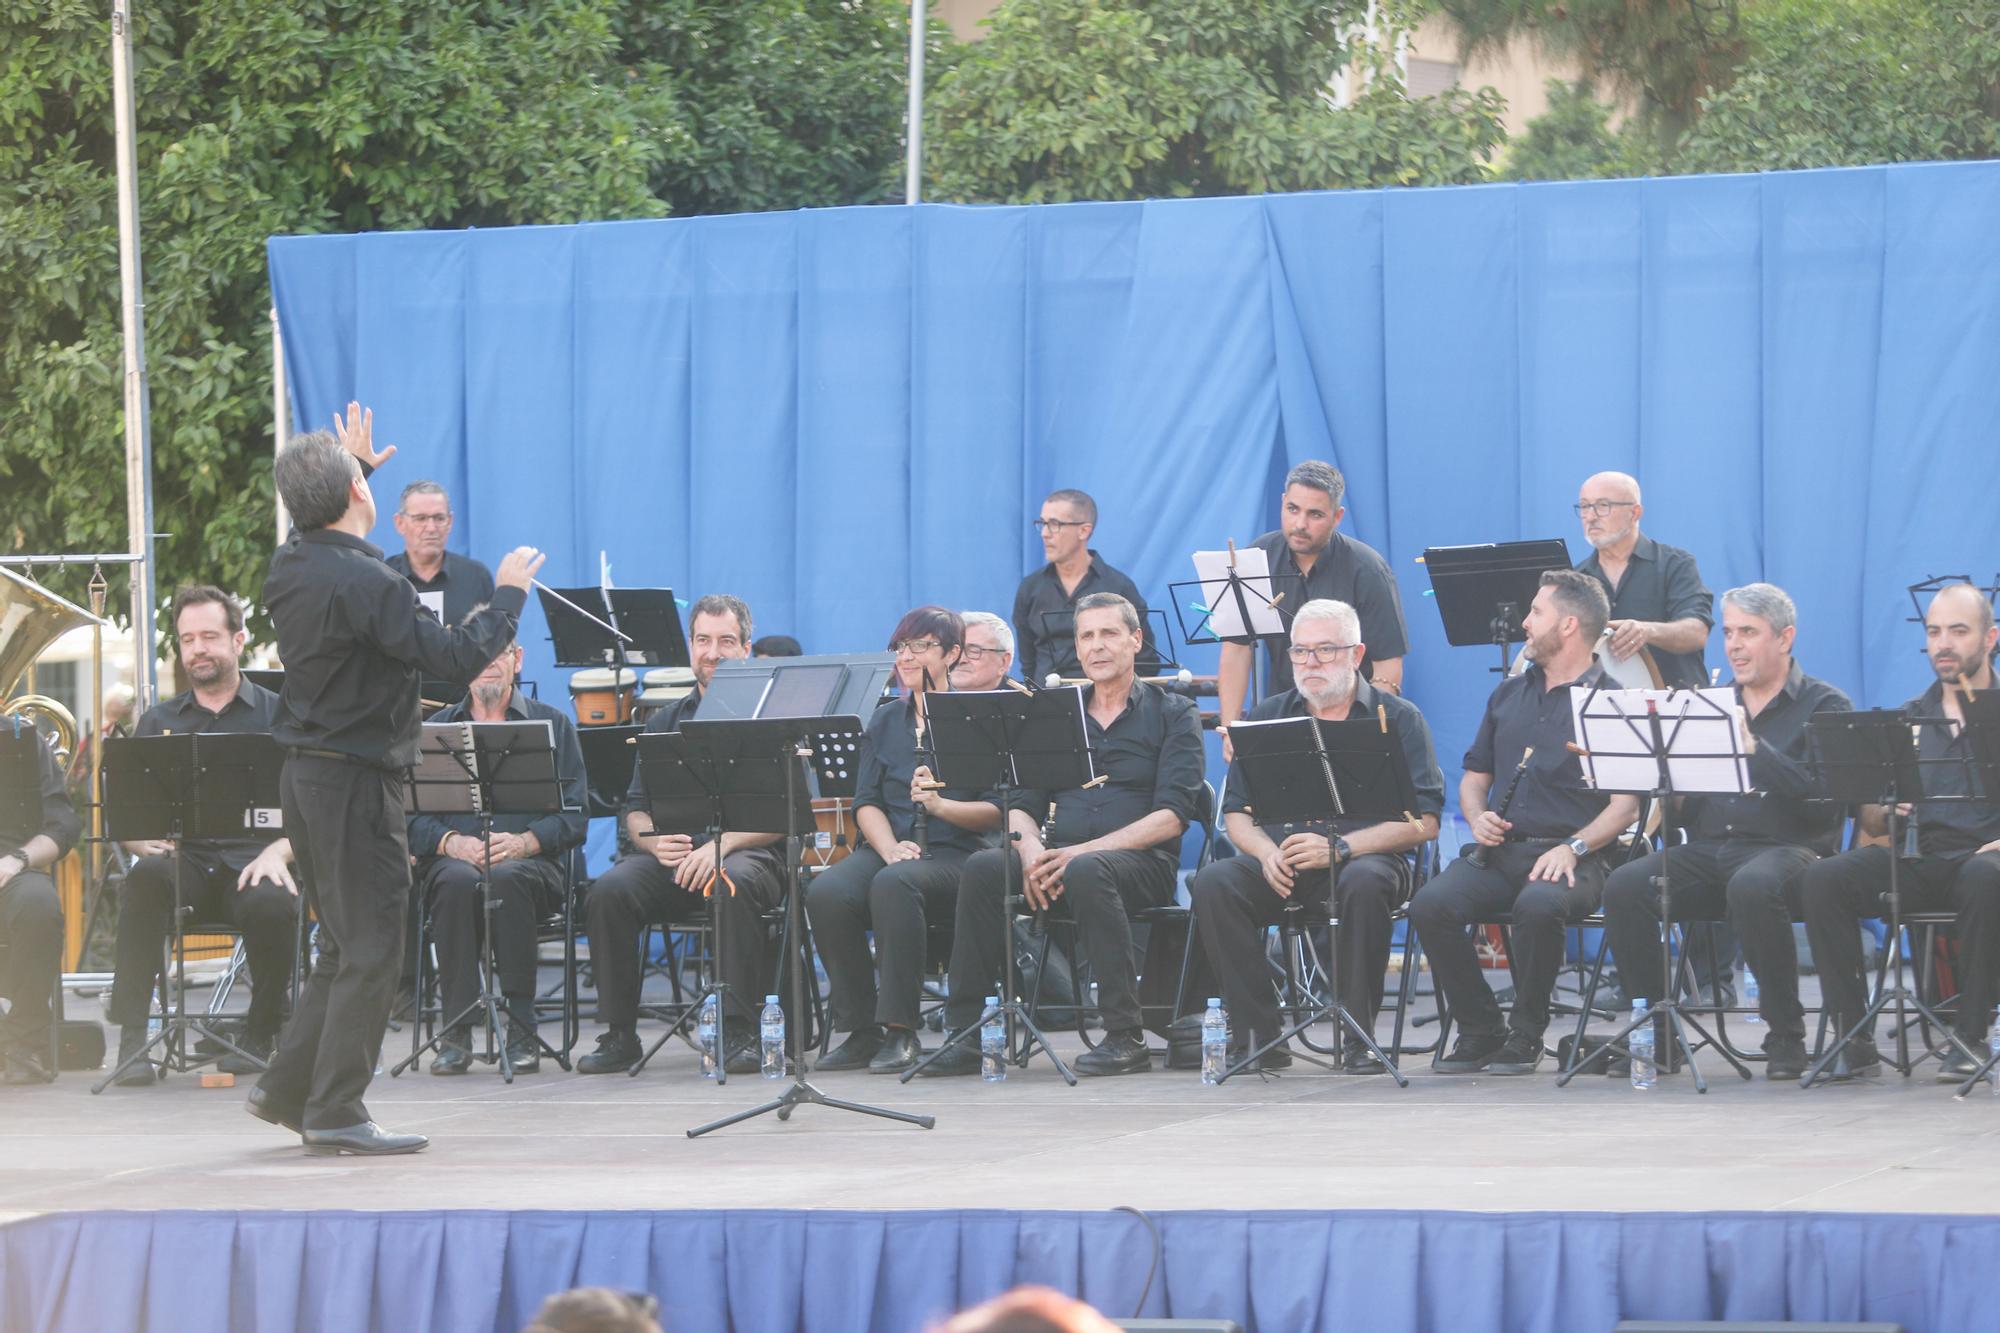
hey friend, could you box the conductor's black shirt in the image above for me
[265,528,524,770]
[1249,529,1408,697]
[1222,682,1445,843]
[1007,681,1204,856]
[1907,680,2000,858]
[407,688,590,863]
[1463,660,1612,840]
[851,693,988,853]
[1575,534,1713,690]
[1012,551,1152,684]
[1685,661,1852,851]
[0,729,80,858]
[133,675,282,867]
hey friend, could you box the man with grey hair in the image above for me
[952,611,1015,691]
[1188,599,1444,1072]
[1600,582,1851,1080]
[1220,460,1408,738]
[386,480,494,630]
[252,402,542,1154]
[1013,488,1153,684]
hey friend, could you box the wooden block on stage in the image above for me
[200,1072,236,1089]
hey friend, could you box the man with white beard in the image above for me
[1188,599,1444,1073]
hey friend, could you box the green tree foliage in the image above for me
[0,0,918,639]
[924,0,1506,202]
[1498,78,1651,182]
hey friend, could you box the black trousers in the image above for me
[108,850,299,1036]
[422,856,562,1035]
[806,846,967,1033]
[943,845,1175,1033]
[1602,839,1818,1040]
[0,870,61,1051]
[584,847,784,1027]
[1187,852,1409,1048]
[1407,843,1609,1041]
[1802,846,2000,1040]
[257,755,411,1131]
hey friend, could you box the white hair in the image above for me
[1290,598,1360,644]
[960,610,1014,656]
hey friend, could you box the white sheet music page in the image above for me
[1191,547,1286,639]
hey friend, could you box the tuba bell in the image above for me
[0,564,99,765]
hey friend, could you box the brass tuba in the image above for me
[0,564,99,764]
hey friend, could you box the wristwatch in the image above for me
[1331,836,1353,866]
[1565,836,1590,858]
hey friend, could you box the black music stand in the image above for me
[1950,691,2000,1097]
[541,585,690,671]
[1553,686,1756,1092]
[93,732,286,1091]
[1422,539,1572,676]
[666,715,933,1136]
[577,723,642,821]
[1803,710,1984,1087]
[390,720,568,1084]
[902,686,1098,1086]
[1215,710,1421,1086]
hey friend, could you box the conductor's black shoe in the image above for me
[868,1028,923,1074]
[504,1030,542,1075]
[430,1038,473,1077]
[1075,1029,1151,1077]
[3,1045,53,1086]
[1436,1030,1508,1073]
[218,1029,275,1075]
[1484,1030,1545,1076]
[815,1026,885,1072]
[577,1028,642,1075]
[1937,1043,1983,1083]
[1337,1044,1387,1075]
[915,1039,983,1077]
[302,1122,430,1157]
[1764,1035,1809,1081]
[723,1024,760,1077]
[245,1085,303,1134]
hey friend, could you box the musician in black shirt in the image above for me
[1012,489,1153,684]
[1800,583,2000,1081]
[252,404,540,1155]
[1409,571,1639,1075]
[808,608,999,1074]
[576,595,787,1077]
[1573,471,1714,691]
[385,480,495,630]
[1190,600,1443,1073]
[408,634,588,1075]
[106,586,299,1087]
[0,726,80,1085]
[1601,584,1851,1079]
[924,593,1205,1077]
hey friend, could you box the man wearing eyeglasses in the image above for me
[1189,599,1443,1073]
[1012,489,1153,684]
[952,612,1016,692]
[1573,472,1713,690]
[386,480,495,630]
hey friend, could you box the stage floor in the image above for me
[5,998,1998,1220]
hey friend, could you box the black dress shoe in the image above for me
[217,1030,276,1076]
[111,1028,161,1088]
[3,1045,54,1086]
[916,1038,983,1077]
[1828,1037,1883,1080]
[815,1026,885,1072]
[577,1029,642,1075]
[246,1086,303,1134]
[868,1028,923,1074]
[1437,1029,1508,1074]
[1764,1035,1809,1082]
[504,1031,542,1075]
[302,1122,430,1156]
[1484,1030,1545,1076]
[430,1042,473,1076]
[1074,1030,1150,1077]
[1337,1045,1387,1076]
[1225,1040,1294,1073]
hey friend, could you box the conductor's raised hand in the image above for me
[332,401,396,471]
[495,547,545,592]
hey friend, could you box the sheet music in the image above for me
[1572,686,1752,795]
[1190,547,1286,639]
[417,590,445,622]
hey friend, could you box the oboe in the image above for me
[1467,746,1534,869]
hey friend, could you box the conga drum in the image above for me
[637,666,696,721]
[569,667,637,726]
[806,797,854,871]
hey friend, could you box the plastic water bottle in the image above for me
[696,993,720,1079]
[1200,997,1229,1085]
[981,998,1006,1082]
[1629,999,1657,1091]
[1988,1007,1999,1098]
[760,995,785,1080]
[1742,966,1762,1025]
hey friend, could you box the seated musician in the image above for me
[107,586,298,1086]
[1409,570,1639,1075]
[577,595,786,1076]
[1600,583,1850,1080]
[951,611,1015,692]
[407,628,588,1075]
[1188,599,1442,1073]
[1799,582,2000,1081]
[923,592,1204,1077]
[0,718,81,1085]
[807,608,999,1073]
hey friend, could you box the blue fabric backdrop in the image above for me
[269,162,2000,848]
[7,1207,2000,1333]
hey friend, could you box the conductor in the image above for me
[250,403,544,1155]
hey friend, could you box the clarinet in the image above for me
[1467,746,1534,869]
[912,715,932,859]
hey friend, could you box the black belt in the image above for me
[1502,834,1566,848]
[287,746,391,771]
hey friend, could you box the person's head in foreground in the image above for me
[522,1286,662,1333]
[933,1285,1121,1333]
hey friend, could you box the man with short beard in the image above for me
[1800,582,2000,1081]
[105,585,300,1086]
[1573,471,1713,690]
[407,630,588,1075]
[1188,599,1443,1072]
[1410,570,1640,1076]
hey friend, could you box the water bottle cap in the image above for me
[1632,999,1648,1013]
[1207,997,1221,1007]
[765,995,779,1004]
[985,995,999,1004]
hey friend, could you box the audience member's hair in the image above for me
[521,1286,662,1333]
[932,1286,1120,1333]
[752,634,803,658]
[398,479,449,512]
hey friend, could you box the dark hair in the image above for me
[1072,591,1139,632]
[888,605,965,657]
[170,584,244,636]
[1283,460,1345,509]
[1044,488,1097,528]
[274,430,358,530]
[1540,568,1611,642]
[687,593,752,643]
[752,634,803,658]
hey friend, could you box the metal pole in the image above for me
[904,0,926,204]
[111,0,157,706]
[272,307,291,546]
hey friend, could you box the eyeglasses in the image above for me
[1031,518,1086,533]
[1573,500,1637,518]
[399,512,451,527]
[1286,643,1358,663]
[959,644,1002,659]
[893,639,942,657]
